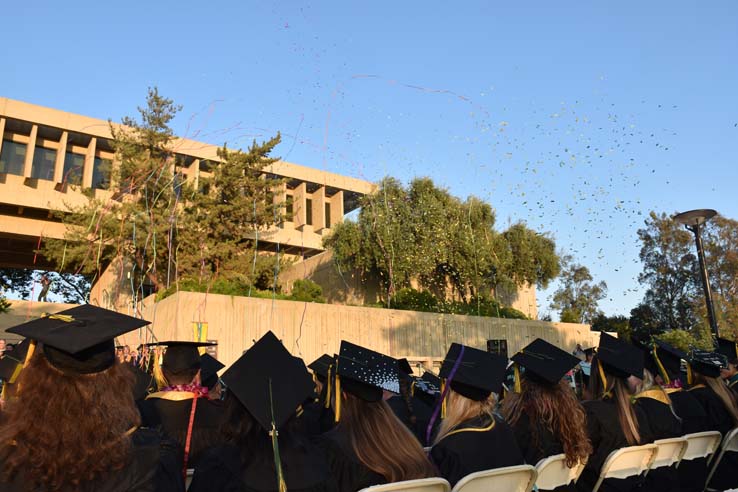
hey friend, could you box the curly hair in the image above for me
[501,378,593,467]
[0,351,141,491]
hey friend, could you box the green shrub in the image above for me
[658,329,713,352]
[290,279,326,303]
[0,295,11,314]
[391,288,439,312]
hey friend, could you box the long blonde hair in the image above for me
[589,358,641,445]
[433,389,496,445]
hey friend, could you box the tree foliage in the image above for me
[324,177,560,307]
[549,255,607,324]
[0,268,90,304]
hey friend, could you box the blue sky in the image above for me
[2,2,737,317]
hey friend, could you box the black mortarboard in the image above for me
[652,339,686,382]
[597,332,644,379]
[398,358,413,375]
[584,347,596,357]
[6,304,149,374]
[440,343,507,401]
[689,349,727,378]
[631,336,659,378]
[146,341,216,373]
[0,339,32,383]
[221,331,314,431]
[201,353,225,389]
[717,338,738,363]
[337,341,399,402]
[308,354,334,383]
[512,338,580,385]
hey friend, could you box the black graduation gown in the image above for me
[137,391,224,468]
[319,426,386,492]
[688,385,738,491]
[300,399,336,437]
[667,388,709,434]
[386,394,433,444]
[430,414,524,487]
[0,427,183,492]
[190,442,336,492]
[633,392,682,492]
[510,412,572,492]
[576,398,654,492]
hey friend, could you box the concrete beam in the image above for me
[82,137,96,189]
[53,131,68,184]
[22,124,38,179]
[329,190,344,226]
[293,182,307,229]
[312,186,326,232]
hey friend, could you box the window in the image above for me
[31,147,57,180]
[92,156,111,189]
[324,203,331,227]
[63,152,84,186]
[305,198,313,226]
[0,140,26,175]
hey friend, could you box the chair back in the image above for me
[359,478,451,492]
[648,437,687,471]
[591,444,657,492]
[450,465,537,492]
[534,454,586,490]
[681,431,723,462]
[704,427,738,490]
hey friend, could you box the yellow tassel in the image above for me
[513,363,522,393]
[598,360,611,398]
[441,379,447,419]
[23,341,36,368]
[652,343,670,385]
[334,374,341,422]
[153,351,168,390]
[40,313,75,322]
[410,380,416,397]
[324,364,333,409]
[687,363,694,386]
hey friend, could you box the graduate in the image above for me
[0,338,31,410]
[201,353,226,400]
[303,353,337,435]
[386,358,433,443]
[0,304,183,492]
[501,338,592,491]
[576,333,653,492]
[717,337,738,399]
[429,343,524,487]
[320,341,436,492]
[190,331,335,492]
[137,340,225,469]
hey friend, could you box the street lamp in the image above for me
[673,209,719,339]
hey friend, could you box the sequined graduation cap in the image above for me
[337,341,400,403]
[511,338,580,386]
[717,338,738,363]
[597,332,644,379]
[6,304,149,374]
[439,343,507,401]
[688,349,727,379]
[200,353,225,389]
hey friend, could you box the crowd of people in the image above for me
[0,304,737,492]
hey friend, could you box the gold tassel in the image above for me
[687,363,694,386]
[598,360,611,398]
[441,379,447,419]
[40,313,75,322]
[334,374,341,422]
[652,343,670,385]
[153,350,168,390]
[513,363,522,393]
[410,380,416,397]
[23,341,36,368]
[324,364,333,409]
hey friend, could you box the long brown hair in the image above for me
[589,357,641,445]
[697,374,738,425]
[434,389,495,445]
[339,393,435,482]
[501,379,593,467]
[0,352,141,491]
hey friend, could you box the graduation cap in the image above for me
[652,339,687,384]
[200,353,225,389]
[688,349,727,379]
[413,371,441,406]
[511,338,580,386]
[337,341,400,402]
[6,304,149,374]
[583,347,596,357]
[308,354,334,383]
[0,339,32,383]
[398,358,413,376]
[597,332,644,379]
[440,343,507,401]
[717,338,738,363]
[221,331,313,431]
[145,341,216,374]
[631,336,659,378]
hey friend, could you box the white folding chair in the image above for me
[645,437,687,474]
[185,468,194,490]
[678,431,723,466]
[450,465,537,492]
[591,443,657,492]
[534,454,586,491]
[359,478,451,492]
[705,427,738,491]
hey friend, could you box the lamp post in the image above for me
[673,209,719,339]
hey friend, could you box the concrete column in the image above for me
[82,137,96,189]
[53,131,68,184]
[23,124,38,179]
[293,182,307,229]
[0,118,5,160]
[192,159,200,190]
[329,190,344,226]
[312,186,326,232]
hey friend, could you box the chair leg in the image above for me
[703,449,724,492]
[591,476,604,492]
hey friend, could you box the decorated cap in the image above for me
[717,338,738,363]
[652,339,686,383]
[597,332,644,379]
[512,338,580,385]
[0,339,32,383]
[145,341,216,373]
[308,354,334,382]
[688,349,727,378]
[440,343,507,401]
[337,341,400,402]
[6,304,149,374]
[200,353,225,389]
[221,331,314,431]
